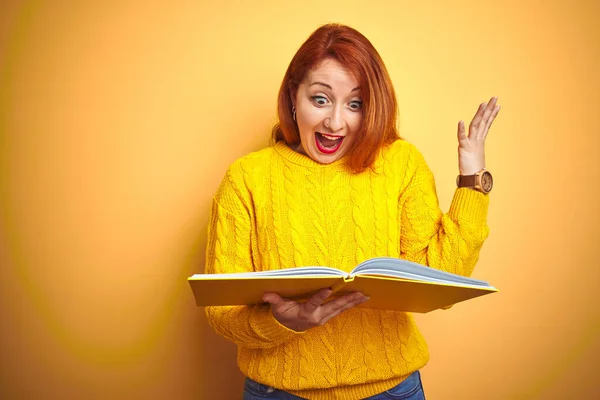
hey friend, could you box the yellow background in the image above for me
[1,1,598,399]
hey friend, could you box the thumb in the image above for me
[457,120,467,142]
[262,292,282,306]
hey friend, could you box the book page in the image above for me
[351,257,493,288]
[191,266,347,279]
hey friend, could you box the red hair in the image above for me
[272,24,400,173]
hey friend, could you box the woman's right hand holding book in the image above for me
[262,289,370,332]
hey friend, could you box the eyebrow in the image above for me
[310,81,360,92]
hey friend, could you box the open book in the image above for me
[188,257,497,313]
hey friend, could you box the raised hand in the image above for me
[262,288,369,332]
[457,97,501,176]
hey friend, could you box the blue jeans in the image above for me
[242,370,425,399]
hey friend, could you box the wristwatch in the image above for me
[456,169,493,194]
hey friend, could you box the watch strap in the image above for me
[457,174,477,188]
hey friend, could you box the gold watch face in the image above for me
[481,171,493,192]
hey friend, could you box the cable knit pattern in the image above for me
[381,149,400,257]
[350,173,368,265]
[328,171,352,270]
[268,156,285,270]
[306,172,328,266]
[204,140,490,399]
[380,310,404,376]
[283,162,307,268]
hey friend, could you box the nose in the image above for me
[325,106,344,132]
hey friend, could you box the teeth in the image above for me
[321,133,341,140]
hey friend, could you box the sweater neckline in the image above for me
[273,141,349,169]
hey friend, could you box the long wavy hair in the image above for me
[272,24,400,173]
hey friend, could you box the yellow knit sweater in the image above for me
[205,139,489,399]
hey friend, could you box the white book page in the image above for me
[191,266,346,279]
[351,257,494,288]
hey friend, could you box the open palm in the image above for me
[457,97,501,175]
[262,289,368,332]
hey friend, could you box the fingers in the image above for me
[482,104,501,140]
[265,290,370,331]
[302,291,368,326]
[319,292,369,320]
[468,103,486,135]
[263,292,303,323]
[477,97,498,140]
[457,120,467,142]
[263,292,296,315]
[468,97,500,140]
[303,288,333,314]
[263,290,365,332]
[319,294,369,326]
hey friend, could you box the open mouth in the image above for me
[315,132,344,154]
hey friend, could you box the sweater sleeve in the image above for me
[399,145,490,277]
[204,163,303,349]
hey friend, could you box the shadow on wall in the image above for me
[190,137,272,398]
[195,309,243,398]
[186,212,245,398]
[179,115,275,398]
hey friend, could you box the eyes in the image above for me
[311,95,363,111]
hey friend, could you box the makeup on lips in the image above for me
[315,132,344,154]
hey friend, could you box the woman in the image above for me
[204,24,500,399]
